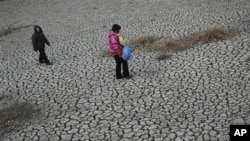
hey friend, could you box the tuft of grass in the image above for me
[129,35,158,50]
[0,24,31,38]
[144,25,234,60]
[152,26,233,52]
[0,102,40,138]
[151,38,192,52]
[156,54,171,60]
[185,25,234,44]
[100,50,112,57]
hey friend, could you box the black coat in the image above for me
[32,25,50,51]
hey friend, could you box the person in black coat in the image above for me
[32,25,51,65]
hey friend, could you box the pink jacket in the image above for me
[108,30,122,55]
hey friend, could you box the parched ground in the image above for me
[0,0,250,140]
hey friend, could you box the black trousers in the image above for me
[114,55,129,78]
[38,48,49,64]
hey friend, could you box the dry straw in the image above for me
[184,25,234,44]
[0,102,40,138]
[0,24,31,38]
[100,50,112,58]
[129,35,159,50]
[128,25,234,60]
[133,26,234,51]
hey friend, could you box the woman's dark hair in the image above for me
[112,24,121,32]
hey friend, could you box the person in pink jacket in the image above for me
[108,24,131,79]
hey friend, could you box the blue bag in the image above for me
[123,46,132,61]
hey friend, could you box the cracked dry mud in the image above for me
[0,0,250,140]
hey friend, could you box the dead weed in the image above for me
[0,24,31,38]
[0,102,40,138]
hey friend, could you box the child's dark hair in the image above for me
[112,24,121,32]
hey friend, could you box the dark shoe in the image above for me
[46,62,53,65]
[116,76,123,79]
[123,75,133,79]
[39,60,45,63]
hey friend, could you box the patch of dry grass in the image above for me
[131,25,234,60]
[0,102,40,138]
[100,50,112,57]
[185,25,234,44]
[151,38,193,52]
[151,26,233,52]
[156,54,172,61]
[129,35,158,50]
[0,24,31,38]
